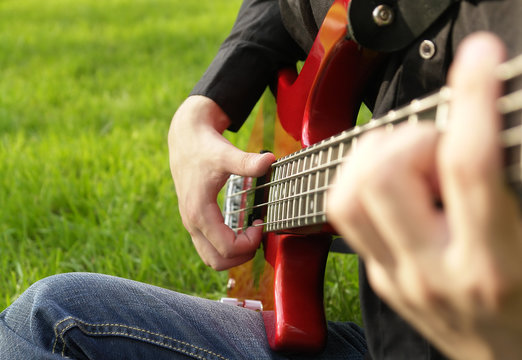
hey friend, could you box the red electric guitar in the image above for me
[222,0,522,353]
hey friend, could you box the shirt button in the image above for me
[419,40,436,59]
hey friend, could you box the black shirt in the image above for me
[190,1,522,358]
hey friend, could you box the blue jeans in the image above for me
[0,273,366,359]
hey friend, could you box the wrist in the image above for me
[178,95,232,134]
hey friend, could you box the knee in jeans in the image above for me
[31,273,90,299]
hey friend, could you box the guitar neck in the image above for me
[263,56,522,233]
[224,53,522,235]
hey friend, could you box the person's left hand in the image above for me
[327,33,522,360]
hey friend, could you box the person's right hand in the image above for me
[327,33,522,359]
[168,95,275,271]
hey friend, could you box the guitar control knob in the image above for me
[372,4,394,26]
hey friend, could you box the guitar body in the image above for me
[262,233,332,352]
[226,0,381,353]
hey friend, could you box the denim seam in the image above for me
[52,316,229,360]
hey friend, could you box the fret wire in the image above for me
[276,163,281,231]
[501,125,522,147]
[286,163,292,228]
[319,149,327,218]
[326,147,332,184]
[272,169,277,230]
[276,164,284,230]
[270,165,280,231]
[313,151,321,222]
[337,142,345,185]
[298,158,305,227]
[283,163,290,227]
[265,171,270,229]
[496,53,522,81]
[325,146,333,215]
[291,162,298,228]
[272,167,279,227]
[311,150,319,224]
[408,113,419,124]
[285,161,294,226]
[288,162,293,228]
[272,165,277,230]
[304,154,315,225]
[312,151,319,220]
[498,89,522,115]
[284,162,290,229]
[266,166,272,228]
[279,163,286,229]
[298,163,306,227]
[294,158,300,227]
[266,168,272,229]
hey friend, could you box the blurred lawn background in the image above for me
[0,0,361,324]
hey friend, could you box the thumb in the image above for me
[221,143,276,177]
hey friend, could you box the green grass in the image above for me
[0,0,361,324]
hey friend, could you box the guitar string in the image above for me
[227,159,522,219]
[230,162,522,233]
[224,121,522,222]
[224,117,522,206]
[224,125,522,231]
[225,122,522,232]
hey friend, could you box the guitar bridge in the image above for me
[223,172,269,234]
[223,175,249,233]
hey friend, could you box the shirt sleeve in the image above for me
[190,0,306,132]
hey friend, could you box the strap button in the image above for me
[419,40,436,59]
[372,5,394,26]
